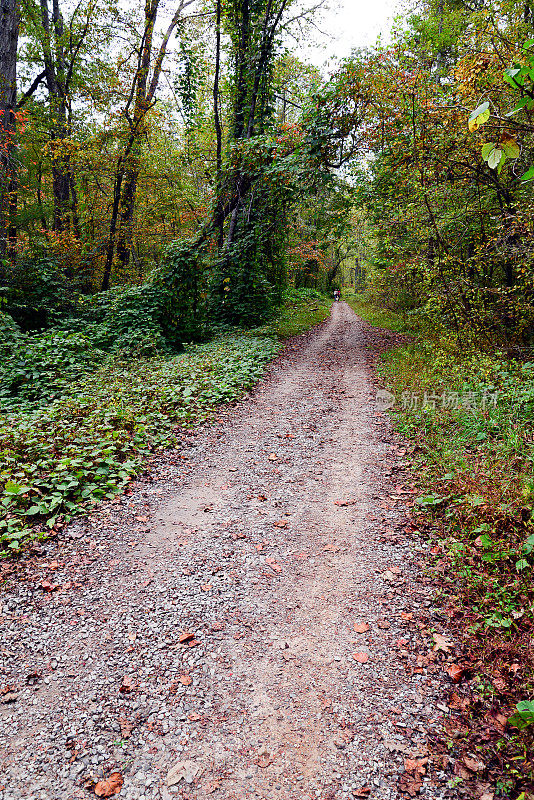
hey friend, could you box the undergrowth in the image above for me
[0,289,331,556]
[355,292,534,796]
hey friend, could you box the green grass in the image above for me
[355,292,534,795]
[343,290,411,333]
[257,291,332,338]
[0,292,331,556]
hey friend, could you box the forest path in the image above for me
[1,303,450,800]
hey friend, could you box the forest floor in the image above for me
[0,303,465,800]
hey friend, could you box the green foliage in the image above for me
[0,334,281,554]
[508,701,534,730]
[256,287,331,338]
[1,254,77,330]
[0,329,103,411]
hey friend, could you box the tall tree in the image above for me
[0,0,19,262]
[102,0,195,289]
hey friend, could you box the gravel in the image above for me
[0,303,459,800]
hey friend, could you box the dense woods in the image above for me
[3,0,534,791]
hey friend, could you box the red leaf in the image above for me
[94,772,123,797]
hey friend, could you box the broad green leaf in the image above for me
[468,101,490,121]
[487,147,503,170]
[501,139,520,159]
[521,165,534,182]
[481,142,495,159]
[506,97,531,116]
[468,102,490,132]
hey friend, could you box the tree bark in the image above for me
[0,0,19,265]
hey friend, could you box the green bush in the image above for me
[0,335,281,553]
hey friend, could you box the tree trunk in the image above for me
[0,0,19,266]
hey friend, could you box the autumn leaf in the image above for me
[179,632,195,644]
[353,651,369,663]
[179,674,192,685]
[94,772,123,797]
[446,663,464,683]
[353,622,370,633]
[273,520,288,528]
[433,633,453,653]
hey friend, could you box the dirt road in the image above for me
[0,303,452,800]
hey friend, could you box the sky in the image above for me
[299,0,404,67]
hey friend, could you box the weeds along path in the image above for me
[0,303,454,800]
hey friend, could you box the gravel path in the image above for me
[0,303,456,800]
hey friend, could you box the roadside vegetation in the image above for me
[0,289,331,555]
[348,290,534,796]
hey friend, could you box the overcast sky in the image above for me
[298,0,404,68]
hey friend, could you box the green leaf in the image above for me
[468,102,490,132]
[516,558,529,571]
[501,140,520,159]
[508,701,534,730]
[521,165,534,182]
[468,101,490,122]
[481,142,495,159]
[487,147,503,170]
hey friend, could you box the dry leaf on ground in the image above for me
[447,663,464,683]
[433,633,453,653]
[353,622,370,633]
[353,652,369,663]
[94,772,123,797]
[179,674,192,686]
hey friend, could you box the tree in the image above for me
[0,0,19,262]
[101,0,195,289]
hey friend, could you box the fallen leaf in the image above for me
[353,652,369,663]
[94,772,123,797]
[179,632,195,644]
[119,675,134,693]
[463,757,484,773]
[179,674,192,686]
[433,633,453,653]
[188,711,201,721]
[166,760,201,787]
[268,453,278,461]
[353,622,370,633]
[353,788,371,798]
[40,579,60,592]
[334,499,357,506]
[273,520,288,528]
[447,663,464,683]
